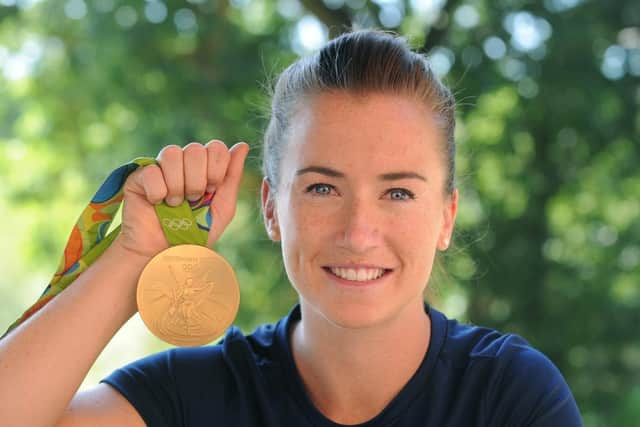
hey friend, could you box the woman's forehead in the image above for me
[284,91,445,168]
[298,90,432,125]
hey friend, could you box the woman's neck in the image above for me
[290,298,431,425]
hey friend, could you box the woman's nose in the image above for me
[336,197,382,253]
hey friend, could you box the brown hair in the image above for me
[262,29,456,194]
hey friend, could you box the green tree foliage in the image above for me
[1,1,638,425]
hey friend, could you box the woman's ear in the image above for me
[437,188,458,251]
[261,177,281,242]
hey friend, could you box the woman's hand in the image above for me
[115,140,250,258]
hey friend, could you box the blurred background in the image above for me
[0,0,638,425]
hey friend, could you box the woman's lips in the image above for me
[322,266,393,286]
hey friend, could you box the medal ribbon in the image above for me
[2,157,211,337]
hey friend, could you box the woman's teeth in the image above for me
[328,267,386,282]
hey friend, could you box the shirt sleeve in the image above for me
[101,350,184,427]
[485,337,583,427]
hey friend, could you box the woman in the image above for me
[0,30,582,426]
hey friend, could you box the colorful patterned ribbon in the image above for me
[2,158,212,337]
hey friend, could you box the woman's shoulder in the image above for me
[432,306,548,368]
[99,315,290,427]
[427,307,583,425]
[441,316,566,397]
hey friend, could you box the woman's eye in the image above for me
[306,183,334,195]
[388,188,415,201]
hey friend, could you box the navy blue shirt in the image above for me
[102,305,582,426]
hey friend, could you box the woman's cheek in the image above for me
[296,196,343,226]
[392,210,441,252]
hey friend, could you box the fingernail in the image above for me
[166,196,182,206]
[206,185,216,194]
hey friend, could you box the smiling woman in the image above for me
[0,29,582,427]
[262,91,455,334]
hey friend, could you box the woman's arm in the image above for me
[0,141,249,427]
[0,238,149,427]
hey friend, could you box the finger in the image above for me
[205,140,230,194]
[125,165,167,204]
[207,142,250,245]
[183,142,207,201]
[156,145,184,206]
[140,164,168,204]
[222,142,250,196]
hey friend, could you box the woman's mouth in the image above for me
[322,266,393,285]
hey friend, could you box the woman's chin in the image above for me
[307,299,398,331]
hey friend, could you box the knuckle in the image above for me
[205,139,226,148]
[143,163,161,175]
[218,147,231,163]
[141,166,167,202]
[184,142,206,157]
[207,140,230,160]
[141,164,160,185]
[127,167,143,184]
[157,144,182,162]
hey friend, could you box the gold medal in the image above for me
[136,244,240,346]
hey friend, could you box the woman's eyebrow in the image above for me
[296,166,344,178]
[379,172,427,182]
[295,166,427,182]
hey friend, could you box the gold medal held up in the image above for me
[137,244,240,347]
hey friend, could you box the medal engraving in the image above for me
[137,245,240,346]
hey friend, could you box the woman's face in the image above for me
[262,91,458,329]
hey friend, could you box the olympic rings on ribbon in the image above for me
[162,217,193,231]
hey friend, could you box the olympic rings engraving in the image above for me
[162,218,193,231]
